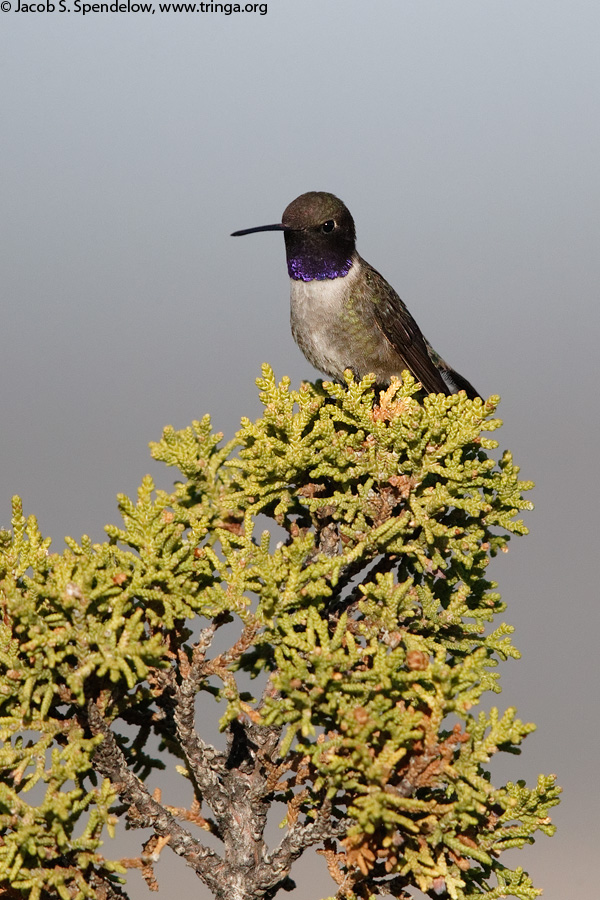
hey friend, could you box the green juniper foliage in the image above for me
[0,367,559,900]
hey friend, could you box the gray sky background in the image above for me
[1,1,598,898]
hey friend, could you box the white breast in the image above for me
[289,258,363,378]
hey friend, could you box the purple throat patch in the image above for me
[288,256,353,282]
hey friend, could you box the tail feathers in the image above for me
[441,366,480,401]
[425,342,480,400]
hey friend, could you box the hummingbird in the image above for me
[231,191,479,400]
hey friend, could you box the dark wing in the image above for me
[362,261,451,395]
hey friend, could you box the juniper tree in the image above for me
[0,368,559,900]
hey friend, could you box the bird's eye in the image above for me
[321,220,335,233]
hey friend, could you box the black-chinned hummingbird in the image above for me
[232,191,479,400]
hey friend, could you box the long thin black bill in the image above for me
[231,223,286,237]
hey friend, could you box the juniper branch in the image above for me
[86,700,224,895]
